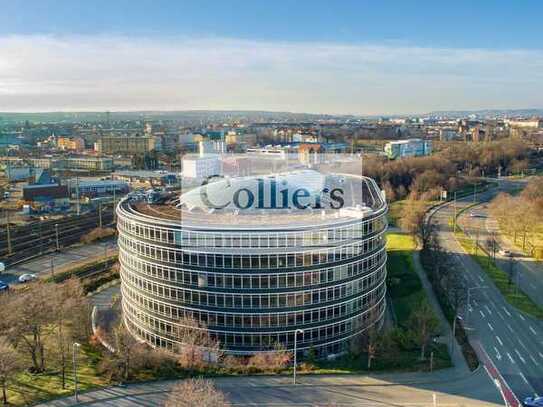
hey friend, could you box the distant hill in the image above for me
[426,108,543,118]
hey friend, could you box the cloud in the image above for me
[0,35,542,114]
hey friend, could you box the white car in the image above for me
[499,249,512,257]
[18,273,37,283]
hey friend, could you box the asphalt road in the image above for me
[35,369,503,407]
[459,203,543,309]
[431,179,543,405]
[0,240,117,285]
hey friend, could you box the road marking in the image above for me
[485,305,493,315]
[502,306,512,317]
[507,352,516,364]
[520,372,530,385]
[529,326,537,335]
[530,283,537,290]
[529,355,540,366]
[515,349,526,364]
[494,346,502,361]
[539,352,543,359]
[496,336,503,346]
[497,311,504,320]
[473,299,479,306]
[478,275,484,283]
[480,310,485,318]
[507,324,514,333]
[519,314,526,321]
[488,322,494,331]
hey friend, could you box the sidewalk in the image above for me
[411,249,470,374]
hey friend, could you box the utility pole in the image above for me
[453,191,457,233]
[75,177,80,216]
[113,188,117,222]
[98,203,103,229]
[293,329,304,385]
[50,257,54,277]
[55,223,60,251]
[72,343,81,402]
[5,210,12,255]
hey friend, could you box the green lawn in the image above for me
[455,231,543,319]
[7,344,108,407]
[386,233,426,325]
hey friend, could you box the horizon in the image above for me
[1,1,543,114]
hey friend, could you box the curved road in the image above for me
[431,179,543,406]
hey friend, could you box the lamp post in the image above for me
[450,315,463,355]
[73,342,81,402]
[293,329,304,385]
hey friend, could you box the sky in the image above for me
[0,0,542,115]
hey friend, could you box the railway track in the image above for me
[0,209,116,266]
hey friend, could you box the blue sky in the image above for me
[0,1,542,114]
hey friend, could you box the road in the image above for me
[459,202,543,309]
[35,369,503,407]
[431,179,543,405]
[0,239,117,285]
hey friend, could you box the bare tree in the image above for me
[0,337,22,406]
[408,302,439,360]
[0,282,53,373]
[164,379,230,407]
[174,317,221,371]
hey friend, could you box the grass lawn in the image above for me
[7,344,108,407]
[455,231,543,319]
[386,233,426,325]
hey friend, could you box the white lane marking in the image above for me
[496,336,503,346]
[485,305,493,315]
[507,324,514,333]
[519,314,526,321]
[518,339,528,350]
[530,355,540,366]
[502,306,512,317]
[478,275,484,283]
[494,346,502,360]
[539,352,543,359]
[497,311,504,320]
[488,322,494,331]
[480,310,486,318]
[507,352,516,364]
[473,299,479,307]
[520,372,530,385]
[515,349,527,364]
[529,326,537,335]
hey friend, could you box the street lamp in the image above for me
[450,315,463,355]
[73,342,81,402]
[293,329,304,385]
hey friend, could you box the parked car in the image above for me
[499,249,512,257]
[524,396,543,407]
[18,273,37,283]
[0,280,9,292]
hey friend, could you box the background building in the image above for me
[95,136,162,155]
[384,139,432,159]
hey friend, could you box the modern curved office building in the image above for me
[117,170,388,356]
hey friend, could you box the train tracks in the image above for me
[0,209,115,266]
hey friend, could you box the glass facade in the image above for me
[117,175,388,356]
